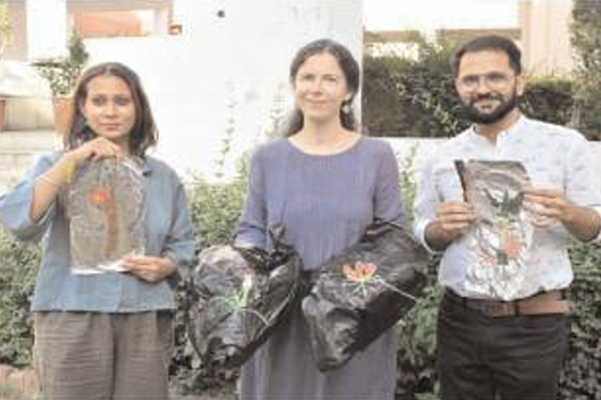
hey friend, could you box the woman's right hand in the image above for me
[30,139,125,222]
[66,137,126,166]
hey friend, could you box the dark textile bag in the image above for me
[185,225,302,369]
[302,221,428,371]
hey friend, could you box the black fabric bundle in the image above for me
[302,221,428,371]
[186,225,302,369]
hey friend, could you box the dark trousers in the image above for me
[437,294,570,400]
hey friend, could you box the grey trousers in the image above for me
[33,311,173,400]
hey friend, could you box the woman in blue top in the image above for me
[0,62,195,400]
[236,39,405,399]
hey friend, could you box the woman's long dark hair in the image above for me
[65,62,158,157]
[285,38,361,137]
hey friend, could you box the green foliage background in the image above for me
[170,173,248,396]
[362,35,577,138]
[35,31,89,96]
[2,160,600,399]
[570,0,601,140]
[2,20,601,399]
[0,229,39,367]
[362,36,467,138]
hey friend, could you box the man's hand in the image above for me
[524,187,601,241]
[523,187,569,227]
[424,201,477,251]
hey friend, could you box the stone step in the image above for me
[0,130,60,153]
[0,364,39,400]
[0,130,59,194]
[3,97,55,131]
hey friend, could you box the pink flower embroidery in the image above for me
[341,261,417,302]
[502,235,522,260]
[342,262,377,283]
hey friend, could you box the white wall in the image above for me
[26,0,69,59]
[519,0,574,76]
[5,134,601,196]
[82,0,363,181]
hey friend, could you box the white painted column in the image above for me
[154,6,170,35]
[26,0,68,60]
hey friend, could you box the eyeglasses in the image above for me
[456,72,514,90]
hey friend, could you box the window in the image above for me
[69,1,172,38]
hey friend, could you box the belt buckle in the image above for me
[483,301,515,317]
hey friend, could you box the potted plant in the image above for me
[0,0,13,133]
[35,31,89,136]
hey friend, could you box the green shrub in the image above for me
[170,172,248,395]
[363,36,575,138]
[521,77,575,126]
[559,243,601,400]
[395,259,441,400]
[34,31,89,97]
[188,175,247,252]
[362,35,467,138]
[570,0,601,140]
[0,227,39,367]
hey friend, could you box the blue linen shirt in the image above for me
[0,151,196,312]
[413,116,601,300]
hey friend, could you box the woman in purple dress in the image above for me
[236,39,406,399]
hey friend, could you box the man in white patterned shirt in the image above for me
[413,35,601,400]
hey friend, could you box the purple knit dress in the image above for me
[236,137,405,399]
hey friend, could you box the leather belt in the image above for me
[444,289,569,318]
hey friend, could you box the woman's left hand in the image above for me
[121,255,177,283]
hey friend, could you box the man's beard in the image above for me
[462,90,519,124]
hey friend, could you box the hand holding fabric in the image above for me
[67,137,126,165]
[524,186,601,241]
[122,255,177,283]
[425,201,477,250]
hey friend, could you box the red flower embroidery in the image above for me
[89,187,111,205]
[342,262,377,283]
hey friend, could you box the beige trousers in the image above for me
[33,311,173,400]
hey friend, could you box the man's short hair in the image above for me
[450,35,522,77]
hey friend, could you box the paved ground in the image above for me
[0,365,234,400]
[0,365,38,400]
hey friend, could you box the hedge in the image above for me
[0,32,598,398]
[362,38,577,138]
[2,166,600,399]
[570,0,601,140]
[0,228,39,367]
